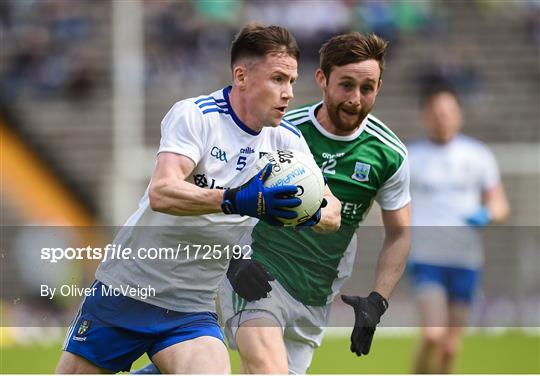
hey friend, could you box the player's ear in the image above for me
[315,69,327,90]
[375,78,383,95]
[233,64,248,88]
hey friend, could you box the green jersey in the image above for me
[251,102,410,306]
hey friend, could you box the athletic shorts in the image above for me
[62,281,223,372]
[409,262,481,304]
[218,278,330,374]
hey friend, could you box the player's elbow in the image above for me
[149,180,169,213]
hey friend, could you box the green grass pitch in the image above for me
[1,332,538,373]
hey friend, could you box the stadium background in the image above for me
[0,0,538,373]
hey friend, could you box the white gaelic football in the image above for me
[256,149,325,226]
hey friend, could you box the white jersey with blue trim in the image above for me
[96,86,312,312]
[407,134,501,268]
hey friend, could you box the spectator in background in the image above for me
[407,83,510,374]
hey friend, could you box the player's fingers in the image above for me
[295,218,315,229]
[273,197,302,209]
[250,277,271,299]
[272,208,298,219]
[238,279,267,301]
[272,185,298,197]
[253,261,275,281]
[355,331,370,355]
[236,285,257,302]
[361,333,374,355]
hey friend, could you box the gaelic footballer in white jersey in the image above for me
[96,86,313,313]
[408,134,501,269]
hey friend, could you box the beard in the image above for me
[326,99,371,134]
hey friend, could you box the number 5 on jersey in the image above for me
[236,156,247,171]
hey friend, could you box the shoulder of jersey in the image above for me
[364,114,408,159]
[184,92,230,116]
[406,138,430,152]
[278,104,318,138]
[283,105,313,126]
[456,134,489,151]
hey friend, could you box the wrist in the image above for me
[480,206,492,221]
[368,291,388,316]
[221,188,237,214]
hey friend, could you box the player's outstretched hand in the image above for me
[295,198,328,229]
[222,163,300,225]
[227,257,275,301]
[341,292,388,356]
[466,206,491,227]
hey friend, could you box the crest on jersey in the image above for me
[352,161,371,182]
[77,319,90,336]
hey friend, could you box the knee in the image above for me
[422,328,446,348]
[236,324,287,374]
[239,333,288,374]
[442,334,463,359]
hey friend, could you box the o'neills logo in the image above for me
[240,147,255,154]
[257,192,264,216]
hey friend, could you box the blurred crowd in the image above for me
[3,0,537,102]
[0,0,98,101]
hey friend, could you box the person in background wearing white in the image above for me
[407,84,510,374]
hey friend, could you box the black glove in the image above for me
[341,292,388,356]
[227,257,275,301]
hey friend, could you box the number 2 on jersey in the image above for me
[321,158,336,175]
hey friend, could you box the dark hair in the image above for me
[230,22,300,68]
[419,79,460,108]
[319,32,388,80]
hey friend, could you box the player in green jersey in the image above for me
[132,32,410,375]
[219,32,411,374]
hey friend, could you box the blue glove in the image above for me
[466,206,491,227]
[222,163,301,225]
[296,198,328,229]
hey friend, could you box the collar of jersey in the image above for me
[222,86,261,136]
[309,101,366,141]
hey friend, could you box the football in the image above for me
[256,149,325,226]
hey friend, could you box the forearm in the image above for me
[484,183,510,223]
[149,178,224,216]
[313,194,341,233]
[372,228,411,299]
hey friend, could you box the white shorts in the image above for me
[218,278,331,374]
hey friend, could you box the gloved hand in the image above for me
[296,198,328,228]
[222,163,301,225]
[296,176,329,229]
[341,292,388,356]
[227,257,275,301]
[466,206,491,227]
